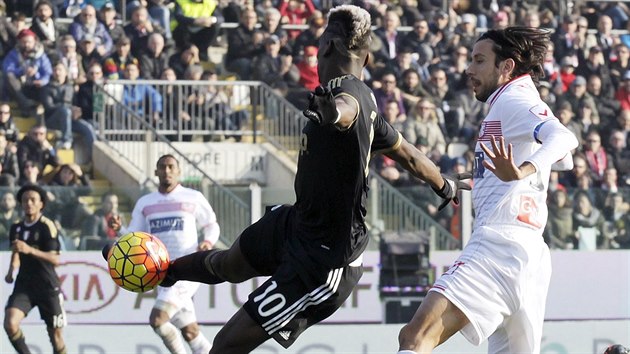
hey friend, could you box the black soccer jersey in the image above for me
[293,74,401,270]
[10,216,61,289]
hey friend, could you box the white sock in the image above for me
[187,332,212,354]
[154,322,187,354]
[397,351,418,354]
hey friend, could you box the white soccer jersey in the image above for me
[127,184,219,260]
[473,74,562,232]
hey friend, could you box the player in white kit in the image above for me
[109,154,220,354]
[397,27,579,354]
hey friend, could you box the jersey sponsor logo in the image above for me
[517,195,542,228]
[278,330,292,340]
[478,121,502,141]
[473,151,485,179]
[149,217,184,234]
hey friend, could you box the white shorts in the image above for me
[154,280,200,328]
[430,225,551,353]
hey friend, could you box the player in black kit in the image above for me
[4,185,66,354]
[139,5,470,353]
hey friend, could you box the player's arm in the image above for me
[302,85,358,129]
[5,251,19,283]
[481,120,579,181]
[12,240,60,266]
[197,196,221,251]
[385,137,472,210]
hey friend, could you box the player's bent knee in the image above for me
[180,323,200,341]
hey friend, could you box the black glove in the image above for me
[302,85,339,125]
[432,173,472,211]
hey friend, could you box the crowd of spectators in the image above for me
[1,0,630,250]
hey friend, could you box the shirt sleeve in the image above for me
[371,114,403,154]
[195,192,220,245]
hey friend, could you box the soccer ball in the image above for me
[107,232,170,292]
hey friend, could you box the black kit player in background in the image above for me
[114,4,471,353]
[4,185,66,354]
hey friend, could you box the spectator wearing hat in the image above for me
[2,28,52,117]
[172,0,223,62]
[577,45,614,95]
[30,0,60,56]
[99,2,125,44]
[77,33,103,72]
[292,14,324,59]
[102,35,138,80]
[139,32,169,80]
[69,5,113,57]
[251,34,299,88]
[452,13,477,50]
[224,7,261,80]
[295,45,318,91]
[561,75,600,120]
[428,9,455,63]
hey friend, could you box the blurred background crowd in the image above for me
[0,0,628,251]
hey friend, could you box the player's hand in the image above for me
[480,135,523,182]
[5,272,13,284]
[108,215,122,232]
[432,173,472,211]
[12,240,31,254]
[302,85,339,125]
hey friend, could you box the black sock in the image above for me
[9,329,31,354]
[163,249,224,286]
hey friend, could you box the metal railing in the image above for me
[93,79,461,249]
[93,83,250,246]
[368,173,461,250]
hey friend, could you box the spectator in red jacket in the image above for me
[295,45,318,90]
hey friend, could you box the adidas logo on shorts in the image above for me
[278,330,291,340]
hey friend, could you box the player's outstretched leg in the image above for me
[160,249,224,287]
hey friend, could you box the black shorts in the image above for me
[240,205,364,348]
[6,286,66,328]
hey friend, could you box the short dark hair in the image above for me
[17,184,47,208]
[477,26,550,83]
[156,154,179,168]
